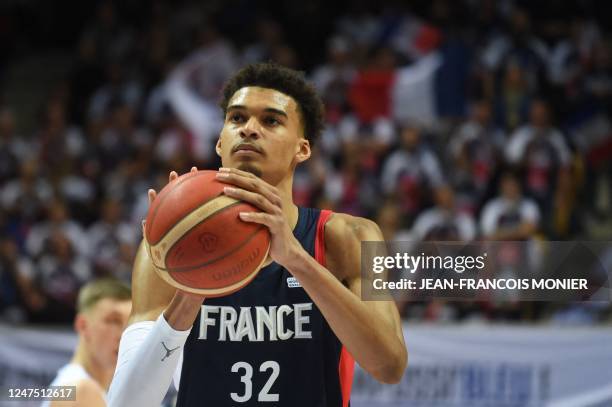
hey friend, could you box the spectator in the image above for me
[87,198,138,282]
[493,61,532,130]
[0,159,53,245]
[448,99,505,213]
[481,7,547,88]
[505,100,572,233]
[95,101,150,171]
[375,201,413,241]
[88,63,143,122]
[381,125,445,218]
[324,143,377,216]
[25,200,89,259]
[37,100,86,177]
[29,231,92,323]
[348,47,397,124]
[479,171,541,320]
[311,36,356,124]
[480,170,540,240]
[584,40,612,115]
[411,185,476,241]
[0,236,45,323]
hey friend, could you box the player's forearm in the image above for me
[164,291,205,330]
[107,314,190,407]
[285,249,407,384]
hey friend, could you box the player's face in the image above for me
[217,87,311,184]
[82,298,131,369]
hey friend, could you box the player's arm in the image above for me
[219,168,407,383]
[294,214,407,384]
[129,238,202,329]
[108,169,205,407]
[49,378,105,407]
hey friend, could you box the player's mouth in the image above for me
[232,143,264,157]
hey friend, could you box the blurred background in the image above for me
[0,0,611,406]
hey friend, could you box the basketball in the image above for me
[144,170,271,296]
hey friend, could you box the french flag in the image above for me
[348,31,469,127]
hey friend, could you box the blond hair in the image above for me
[77,279,131,313]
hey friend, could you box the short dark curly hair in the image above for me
[220,63,325,146]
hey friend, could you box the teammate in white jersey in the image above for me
[44,279,131,407]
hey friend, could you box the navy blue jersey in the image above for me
[176,207,354,407]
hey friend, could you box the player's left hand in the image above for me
[215,167,302,266]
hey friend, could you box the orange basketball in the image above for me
[144,170,271,296]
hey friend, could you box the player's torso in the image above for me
[176,207,349,407]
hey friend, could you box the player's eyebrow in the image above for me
[227,104,288,118]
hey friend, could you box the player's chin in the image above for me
[236,162,263,178]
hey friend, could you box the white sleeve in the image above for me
[381,153,403,195]
[520,199,541,225]
[421,150,445,187]
[107,314,191,407]
[549,130,572,166]
[480,200,501,236]
[505,127,531,164]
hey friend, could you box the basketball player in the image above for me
[108,63,407,406]
[44,279,131,407]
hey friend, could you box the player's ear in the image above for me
[215,138,222,158]
[295,137,311,164]
[74,313,87,336]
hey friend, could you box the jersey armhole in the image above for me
[314,209,332,266]
[313,209,354,407]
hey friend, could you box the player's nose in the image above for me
[239,116,261,140]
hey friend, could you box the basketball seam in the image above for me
[151,190,226,245]
[159,197,243,259]
[153,241,270,297]
[148,171,222,244]
[148,195,240,269]
[163,223,268,273]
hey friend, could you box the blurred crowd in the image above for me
[1,0,611,324]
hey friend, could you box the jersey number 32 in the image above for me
[230,361,280,403]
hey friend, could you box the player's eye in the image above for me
[229,113,245,123]
[106,317,122,326]
[264,117,280,126]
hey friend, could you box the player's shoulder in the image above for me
[325,212,383,242]
[49,377,104,407]
[74,377,106,406]
[73,376,102,392]
[324,212,383,281]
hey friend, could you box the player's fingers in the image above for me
[216,171,281,207]
[223,186,278,214]
[191,166,198,173]
[169,171,178,182]
[148,189,157,204]
[238,211,273,227]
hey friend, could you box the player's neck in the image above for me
[276,173,299,231]
[71,341,114,391]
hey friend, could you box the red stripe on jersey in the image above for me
[339,346,355,407]
[314,209,354,407]
[314,209,332,266]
